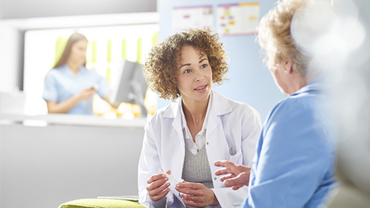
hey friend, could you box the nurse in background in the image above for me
[214,0,336,207]
[43,33,112,115]
[138,28,261,208]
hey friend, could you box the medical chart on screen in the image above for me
[172,5,213,34]
[217,2,260,36]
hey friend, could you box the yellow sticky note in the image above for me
[249,16,257,20]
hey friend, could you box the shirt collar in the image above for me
[291,76,323,96]
[62,64,86,77]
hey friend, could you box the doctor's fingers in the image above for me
[232,184,245,190]
[182,197,198,208]
[147,174,167,184]
[175,186,203,196]
[214,167,235,176]
[219,174,238,182]
[148,183,170,201]
[146,178,169,192]
[147,179,169,192]
[223,172,250,188]
[147,181,170,194]
[214,161,240,174]
[180,193,205,201]
[181,187,216,207]
[182,197,209,208]
[176,181,204,190]
[214,160,237,169]
[181,194,201,206]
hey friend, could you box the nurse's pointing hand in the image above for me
[146,170,171,201]
[214,160,251,190]
[175,181,219,207]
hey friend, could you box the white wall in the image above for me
[0,0,156,19]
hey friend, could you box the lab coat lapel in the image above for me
[163,100,183,141]
[162,100,186,207]
[169,102,186,180]
[206,91,232,137]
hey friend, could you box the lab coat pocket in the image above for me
[228,150,242,164]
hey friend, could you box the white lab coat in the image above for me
[138,90,262,208]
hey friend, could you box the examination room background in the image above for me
[0,0,287,208]
[157,0,286,122]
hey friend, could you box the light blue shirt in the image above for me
[241,79,336,208]
[43,64,111,115]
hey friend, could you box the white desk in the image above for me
[0,113,147,128]
[0,113,147,208]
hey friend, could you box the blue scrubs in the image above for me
[241,79,336,208]
[43,64,111,115]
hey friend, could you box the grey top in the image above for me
[182,145,214,208]
[182,145,213,189]
[149,145,214,208]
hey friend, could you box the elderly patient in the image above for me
[214,0,336,207]
[138,28,261,208]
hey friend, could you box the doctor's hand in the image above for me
[175,181,219,207]
[77,88,96,101]
[214,160,251,190]
[146,170,171,201]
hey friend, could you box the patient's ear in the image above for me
[284,59,293,74]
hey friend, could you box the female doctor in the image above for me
[43,33,113,115]
[138,28,261,208]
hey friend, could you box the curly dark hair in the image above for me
[144,28,229,101]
